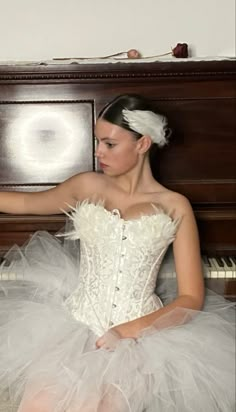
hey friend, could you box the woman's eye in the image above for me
[106,142,116,148]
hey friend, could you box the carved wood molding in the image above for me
[0,97,235,105]
[0,61,235,82]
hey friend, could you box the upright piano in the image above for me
[0,60,235,300]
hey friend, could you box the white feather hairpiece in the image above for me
[122,109,169,147]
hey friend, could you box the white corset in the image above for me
[65,202,178,335]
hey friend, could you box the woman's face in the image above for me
[95,119,140,176]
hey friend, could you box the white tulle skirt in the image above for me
[0,231,235,412]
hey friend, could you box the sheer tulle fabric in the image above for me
[0,204,235,412]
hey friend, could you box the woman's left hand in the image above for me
[96,318,147,350]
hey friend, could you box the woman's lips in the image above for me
[99,162,108,169]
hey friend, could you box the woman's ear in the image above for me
[136,135,152,154]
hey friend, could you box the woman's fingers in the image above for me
[96,330,120,350]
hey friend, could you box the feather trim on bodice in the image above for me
[63,202,179,335]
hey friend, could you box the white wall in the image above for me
[0,0,235,61]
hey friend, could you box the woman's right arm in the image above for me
[0,172,100,215]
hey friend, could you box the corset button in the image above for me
[115,286,120,291]
[122,235,127,240]
[112,209,120,217]
[109,321,114,326]
[112,303,117,308]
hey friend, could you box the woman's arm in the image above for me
[97,195,205,346]
[0,172,101,215]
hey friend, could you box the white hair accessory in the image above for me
[122,108,169,147]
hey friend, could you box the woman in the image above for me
[0,94,234,411]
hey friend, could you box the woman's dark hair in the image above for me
[98,94,168,179]
[98,94,153,140]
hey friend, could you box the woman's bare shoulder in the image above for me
[70,171,105,185]
[63,171,107,201]
[155,189,193,219]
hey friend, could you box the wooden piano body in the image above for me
[0,60,235,300]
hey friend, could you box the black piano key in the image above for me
[231,256,236,264]
[215,257,224,267]
[207,256,213,267]
[223,257,233,267]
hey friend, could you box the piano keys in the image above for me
[202,256,236,279]
[158,251,236,301]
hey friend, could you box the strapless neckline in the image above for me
[75,201,175,225]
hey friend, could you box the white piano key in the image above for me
[0,272,17,280]
[221,257,234,278]
[211,258,226,278]
[208,258,218,278]
[0,272,10,281]
[228,257,236,278]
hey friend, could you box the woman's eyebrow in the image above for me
[96,137,117,142]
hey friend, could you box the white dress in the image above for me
[0,202,235,412]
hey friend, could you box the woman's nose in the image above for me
[95,143,103,158]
